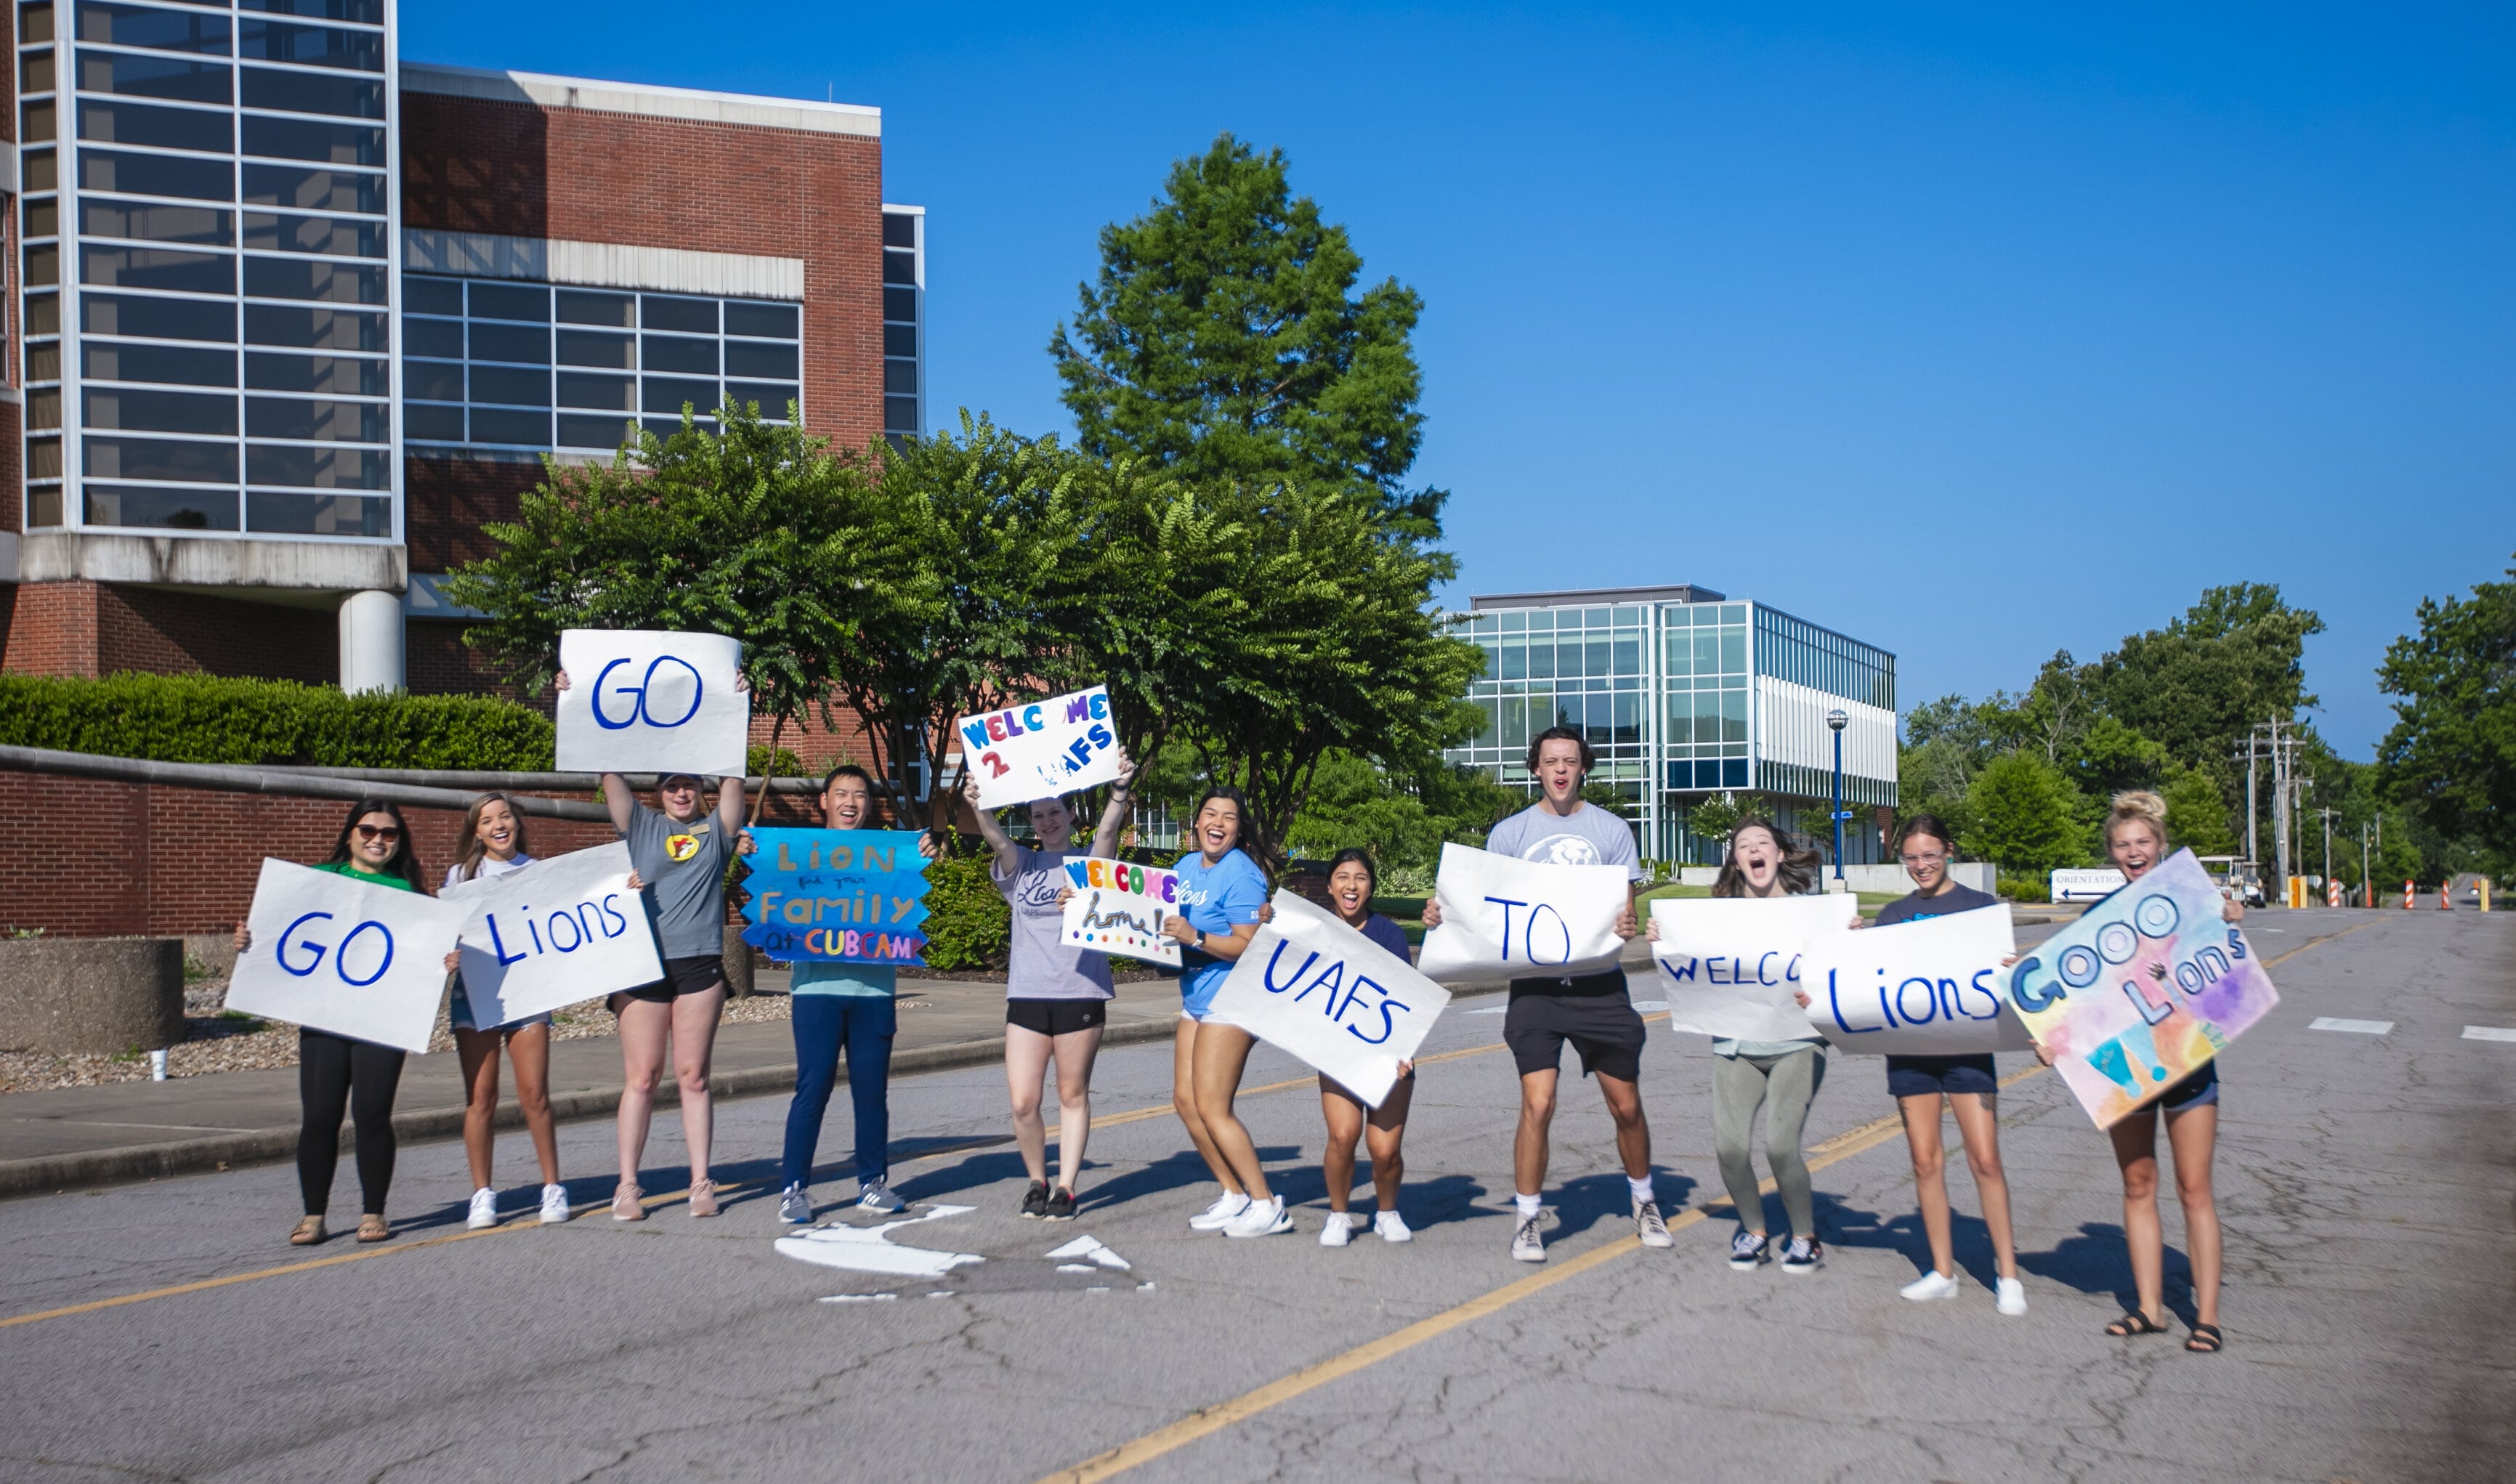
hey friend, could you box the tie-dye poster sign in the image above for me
[2005,849,2279,1128]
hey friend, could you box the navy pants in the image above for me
[781,994,895,1190]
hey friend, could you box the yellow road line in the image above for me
[1037,917,2378,1484]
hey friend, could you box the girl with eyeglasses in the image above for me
[1829,814,2026,1315]
[233,799,444,1246]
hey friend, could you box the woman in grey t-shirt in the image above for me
[962,756,1136,1220]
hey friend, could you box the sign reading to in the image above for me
[440,843,663,1026]
[1415,842,1630,985]
[2007,850,2276,1127]
[1059,856,1181,968]
[955,685,1123,810]
[225,859,470,1053]
[1800,903,2033,1055]
[740,829,933,967]
[1205,891,1451,1107]
[555,628,749,777]
[1649,893,1850,1042]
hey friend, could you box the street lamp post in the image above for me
[1826,708,1849,885]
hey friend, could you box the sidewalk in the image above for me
[0,968,1190,1200]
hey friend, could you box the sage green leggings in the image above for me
[1712,1045,1826,1238]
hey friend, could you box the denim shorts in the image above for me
[1885,1053,1999,1098]
[447,977,554,1034]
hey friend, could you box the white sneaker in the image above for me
[1901,1270,1962,1302]
[1189,1192,1253,1231]
[1374,1211,1413,1244]
[1319,1212,1358,1247]
[1223,1195,1293,1238]
[1511,1215,1547,1262]
[538,1184,570,1225]
[1995,1276,2028,1316]
[466,1188,498,1230]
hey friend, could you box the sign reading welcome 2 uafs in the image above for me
[555,628,750,777]
[956,686,1123,810]
[741,829,933,968]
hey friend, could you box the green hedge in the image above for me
[0,672,555,770]
[918,852,1011,972]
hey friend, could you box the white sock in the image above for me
[1515,1191,1543,1222]
[1628,1175,1655,1206]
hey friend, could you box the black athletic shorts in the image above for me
[1006,997,1109,1037]
[614,954,726,1005]
[1504,970,1646,1082]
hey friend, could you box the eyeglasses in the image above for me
[1899,851,1946,866]
[353,824,402,843]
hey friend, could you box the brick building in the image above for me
[0,0,924,702]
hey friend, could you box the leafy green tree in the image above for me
[1962,752,2085,874]
[1050,133,1443,535]
[2377,554,2516,859]
[2091,583,2324,777]
[1688,792,1748,846]
[442,405,867,774]
[2161,767,2236,856]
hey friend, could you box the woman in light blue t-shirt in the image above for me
[1163,787,1283,1237]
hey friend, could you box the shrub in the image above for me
[0,673,554,770]
[919,848,1010,972]
[1997,872,2052,903]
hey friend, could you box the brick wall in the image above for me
[1,579,100,676]
[0,581,336,681]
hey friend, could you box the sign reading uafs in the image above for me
[955,686,1124,809]
[1060,856,1182,968]
[740,829,933,967]
[1205,891,1449,1108]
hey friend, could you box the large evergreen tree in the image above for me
[1049,133,1443,534]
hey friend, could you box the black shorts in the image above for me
[1885,1053,1998,1098]
[1504,971,1646,1082]
[615,954,726,1005]
[1006,997,1108,1037]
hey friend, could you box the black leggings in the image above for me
[298,1028,407,1216]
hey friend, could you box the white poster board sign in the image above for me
[954,685,1123,809]
[1205,891,1451,1107]
[1059,856,1182,968]
[440,843,663,1025]
[1416,842,1629,985]
[1649,893,1851,1042]
[225,859,470,1053]
[555,628,749,777]
[1799,903,2033,1055]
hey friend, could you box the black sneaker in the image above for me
[1729,1230,1771,1270]
[1020,1180,1050,1219]
[1043,1186,1077,1221]
[1780,1236,1824,1274]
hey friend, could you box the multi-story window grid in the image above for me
[880,204,919,440]
[20,0,400,537]
[1452,602,1653,814]
[400,273,802,454]
[1448,596,1896,864]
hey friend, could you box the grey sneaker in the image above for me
[1511,1215,1547,1262]
[857,1177,905,1214]
[1731,1230,1771,1269]
[1636,1200,1675,1249]
[778,1184,811,1225]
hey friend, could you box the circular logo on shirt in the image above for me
[1521,832,1604,867]
[666,833,701,863]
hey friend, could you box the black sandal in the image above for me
[2185,1323,2223,1353]
[2106,1310,2168,1337]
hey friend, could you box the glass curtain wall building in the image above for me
[1448,585,1898,864]
[21,0,400,538]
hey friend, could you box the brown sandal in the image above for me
[355,1213,392,1244]
[288,1215,326,1246]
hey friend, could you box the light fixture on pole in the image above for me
[1826,708,1850,883]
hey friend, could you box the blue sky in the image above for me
[401,2,2515,757]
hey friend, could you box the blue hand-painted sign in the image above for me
[740,829,933,966]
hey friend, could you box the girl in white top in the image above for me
[443,792,568,1229]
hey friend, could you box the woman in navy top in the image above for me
[1312,850,1420,1248]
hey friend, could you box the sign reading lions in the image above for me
[555,629,749,777]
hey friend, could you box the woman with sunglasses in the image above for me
[234,799,442,1246]
[553,668,748,1223]
[444,792,568,1230]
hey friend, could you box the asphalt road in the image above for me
[2,909,2509,1483]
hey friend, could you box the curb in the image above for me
[0,1013,1184,1201]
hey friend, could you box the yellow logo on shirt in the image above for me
[666,833,701,862]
